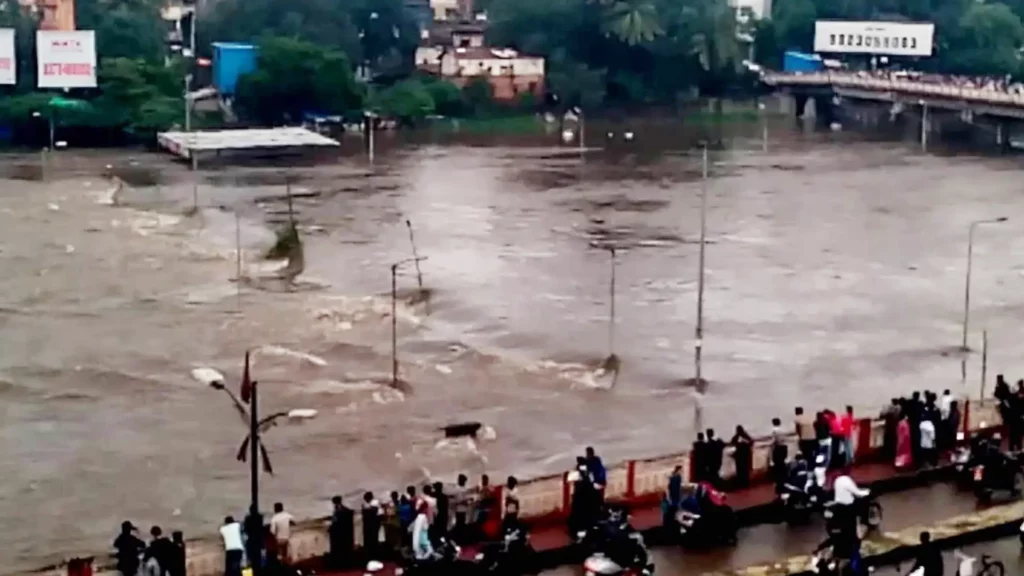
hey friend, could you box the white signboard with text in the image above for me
[37,30,97,88]
[0,29,16,85]
[814,21,934,57]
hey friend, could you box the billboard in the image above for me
[813,21,934,57]
[0,29,14,85]
[37,30,97,88]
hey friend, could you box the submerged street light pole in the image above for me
[961,217,1008,351]
[391,257,427,387]
[606,245,617,358]
[695,143,709,386]
[208,355,317,576]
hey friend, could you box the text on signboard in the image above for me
[43,63,93,76]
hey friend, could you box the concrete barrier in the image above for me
[47,399,1004,576]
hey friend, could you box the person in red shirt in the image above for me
[838,406,857,465]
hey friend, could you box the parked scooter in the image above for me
[582,554,654,576]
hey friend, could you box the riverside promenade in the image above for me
[44,399,1003,576]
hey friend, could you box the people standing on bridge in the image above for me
[569,457,597,536]
[691,432,708,482]
[895,409,913,470]
[398,487,417,547]
[143,526,175,576]
[384,491,403,556]
[169,531,185,576]
[663,465,684,526]
[770,417,789,493]
[114,521,146,576]
[906,392,923,465]
[795,406,815,461]
[586,446,607,503]
[219,517,244,576]
[502,476,521,534]
[269,502,295,566]
[881,399,900,460]
[839,406,856,466]
[705,428,725,487]
[919,414,937,467]
[360,492,382,562]
[451,474,471,542]
[943,400,961,453]
[328,495,354,568]
[412,502,434,561]
[431,481,450,541]
[730,425,753,488]
[477,474,502,540]
[814,411,833,469]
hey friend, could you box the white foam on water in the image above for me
[253,345,328,367]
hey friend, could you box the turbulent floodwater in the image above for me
[2,117,1024,572]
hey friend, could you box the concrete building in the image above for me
[161,0,197,55]
[729,0,771,22]
[438,47,544,101]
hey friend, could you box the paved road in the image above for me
[872,535,1024,575]
[542,482,984,575]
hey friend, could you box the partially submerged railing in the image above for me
[763,71,1024,108]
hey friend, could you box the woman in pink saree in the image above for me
[894,417,913,469]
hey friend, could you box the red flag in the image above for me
[240,351,252,404]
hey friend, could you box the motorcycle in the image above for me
[582,531,654,576]
[675,507,738,547]
[779,481,825,523]
[952,444,976,490]
[395,537,477,576]
[972,457,1024,503]
[474,527,538,575]
[823,496,883,535]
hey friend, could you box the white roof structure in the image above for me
[157,127,340,159]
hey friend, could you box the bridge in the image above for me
[762,71,1024,148]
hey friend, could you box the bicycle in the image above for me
[954,549,1005,576]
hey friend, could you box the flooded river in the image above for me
[1,117,1023,572]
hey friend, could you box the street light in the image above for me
[572,106,585,155]
[209,359,317,576]
[694,143,709,387]
[391,257,428,387]
[961,217,1008,351]
[604,245,617,359]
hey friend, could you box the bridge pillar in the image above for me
[996,121,1011,152]
[813,95,835,127]
[920,104,929,151]
[793,94,809,119]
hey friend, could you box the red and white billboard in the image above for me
[0,29,15,85]
[37,30,97,88]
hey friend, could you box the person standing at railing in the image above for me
[328,496,354,569]
[730,426,753,489]
[795,407,815,461]
[663,465,684,526]
[770,418,788,493]
[838,406,856,466]
[881,399,900,461]
[586,447,607,504]
[691,432,708,482]
[705,429,725,488]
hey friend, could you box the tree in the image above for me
[422,78,466,116]
[78,0,167,61]
[234,37,365,125]
[92,58,186,133]
[941,3,1024,77]
[592,0,665,46]
[374,79,435,124]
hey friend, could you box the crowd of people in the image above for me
[113,385,1023,576]
[840,68,1024,96]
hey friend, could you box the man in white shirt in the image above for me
[940,390,953,420]
[832,468,870,539]
[219,516,244,576]
[269,502,295,565]
[920,419,937,467]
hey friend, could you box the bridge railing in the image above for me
[764,71,1024,107]
[54,399,1003,576]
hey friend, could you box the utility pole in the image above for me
[245,380,262,576]
[694,144,708,387]
[606,246,617,358]
[961,217,1007,351]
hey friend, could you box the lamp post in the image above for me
[574,106,585,156]
[391,257,428,387]
[209,367,316,576]
[605,246,617,358]
[961,217,1008,351]
[694,143,708,387]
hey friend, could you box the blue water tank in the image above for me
[783,50,824,73]
[212,42,257,96]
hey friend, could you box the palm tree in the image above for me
[591,0,665,46]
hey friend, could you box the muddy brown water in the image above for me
[1,117,1023,573]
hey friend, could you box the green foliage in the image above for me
[234,37,366,125]
[422,78,466,116]
[373,79,436,123]
[462,77,496,115]
[92,58,185,134]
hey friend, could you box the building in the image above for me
[19,0,76,31]
[729,0,771,22]
[436,47,544,101]
[429,0,475,21]
[161,0,197,55]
